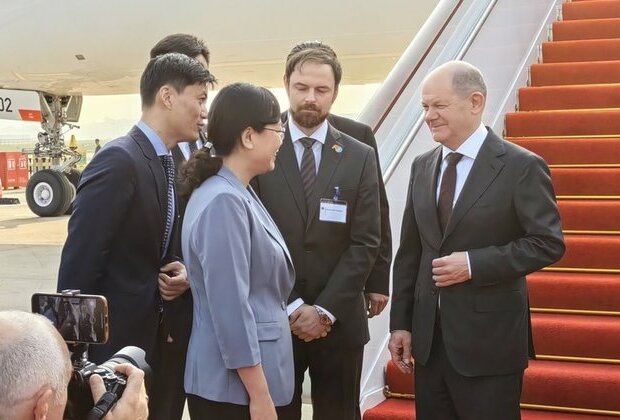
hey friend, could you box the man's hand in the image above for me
[388,330,413,374]
[366,293,389,318]
[89,363,148,420]
[289,304,331,342]
[158,261,189,301]
[432,251,470,287]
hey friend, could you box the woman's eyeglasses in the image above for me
[263,127,286,139]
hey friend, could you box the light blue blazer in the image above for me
[182,166,295,406]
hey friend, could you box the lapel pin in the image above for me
[332,143,343,154]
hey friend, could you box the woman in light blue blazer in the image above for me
[179,83,294,420]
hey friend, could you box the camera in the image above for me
[67,344,151,420]
[32,291,151,419]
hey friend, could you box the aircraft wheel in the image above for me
[63,169,81,215]
[26,169,73,217]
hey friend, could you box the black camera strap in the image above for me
[86,391,118,420]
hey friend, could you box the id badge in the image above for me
[320,187,348,224]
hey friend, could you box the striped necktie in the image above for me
[299,137,317,210]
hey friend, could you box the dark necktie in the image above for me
[437,152,463,234]
[299,137,317,209]
[160,155,176,255]
[188,141,198,155]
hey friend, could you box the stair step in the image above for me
[364,402,619,420]
[528,271,620,312]
[386,360,414,395]
[563,0,620,21]
[532,313,620,360]
[553,234,620,270]
[505,109,620,137]
[523,360,620,411]
[543,39,620,63]
[518,84,620,111]
[558,200,620,232]
[377,360,620,416]
[550,167,620,196]
[553,18,620,41]
[530,61,620,86]
[509,137,620,166]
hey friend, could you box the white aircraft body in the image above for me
[0,0,438,216]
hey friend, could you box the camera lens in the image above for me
[99,346,152,389]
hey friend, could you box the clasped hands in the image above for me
[289,304,331,342]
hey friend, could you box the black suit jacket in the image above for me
[390,129,565,376]
[327,114,392,295]
[281,113,392,295]
[58,126,182,366]
[253,123,381,348]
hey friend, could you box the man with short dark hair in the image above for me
[147,33,215,419]
[150,34,215,170]
[253,43,382,420]
[284,41,392,319]
[57,52,210,419]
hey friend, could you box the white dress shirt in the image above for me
[285,114,336,323]
[436,123,488,278]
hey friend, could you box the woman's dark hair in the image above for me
[179,82,281,199]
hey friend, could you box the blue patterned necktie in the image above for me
[160,155,176,255]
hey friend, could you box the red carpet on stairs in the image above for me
[365,0,620,418]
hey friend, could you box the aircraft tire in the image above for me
[26,169,73,217]
[63,169,81,215]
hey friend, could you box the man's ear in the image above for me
[470,91,485,115]
[332,87,339,105]
[159,85,174,110]
[240,127,255,150]
[33,387,53,420]
[283,75,290,96]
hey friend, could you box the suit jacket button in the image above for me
[281,301,287,310]
[432,288,438,295]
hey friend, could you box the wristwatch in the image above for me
[314,306,333,326]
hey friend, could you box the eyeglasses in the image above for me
[263,127,286,139]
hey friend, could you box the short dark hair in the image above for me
[150,33,210,63]
[285,41,342,87]
[139,53,210,108]
[150,33,216,85]
[179,83,280,198]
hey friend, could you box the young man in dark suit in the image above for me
[147,34,216,419]
[253,44,382,420]
[389,61,565,419]
[57,53,210,420]
[281,42,392,319]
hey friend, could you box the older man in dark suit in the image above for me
[389,61,565,419]
[253,44,381,420]
[57,53,210,419]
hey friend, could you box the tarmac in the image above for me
[0,187,312,419]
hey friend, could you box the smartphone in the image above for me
[31,292,109,344]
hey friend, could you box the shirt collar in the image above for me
[287,112,328,145]
[442,123,487,161]
[137,120,170,157]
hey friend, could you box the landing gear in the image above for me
[26,169,75,216]
[20,92,83,217]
